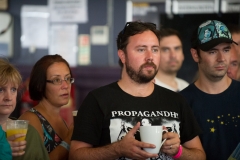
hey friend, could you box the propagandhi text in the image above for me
[112,111,178,118]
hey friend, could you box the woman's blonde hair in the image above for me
[0,58,22,87]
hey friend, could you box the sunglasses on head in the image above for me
[121,22,156,35]
[119,22,157,48]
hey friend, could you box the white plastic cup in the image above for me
[6,120,29,141]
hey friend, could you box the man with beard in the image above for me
[180,20,240,160]
[70,21,205,160]
[155,28,189,92]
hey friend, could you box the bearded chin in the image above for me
[126,63,157,84]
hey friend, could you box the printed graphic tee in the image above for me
[72,82,201,160]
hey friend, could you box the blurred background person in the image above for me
[19,54,74,160]
[228,24,240,80]
[0,58,49,160]
[155,28,189,92]
[227,47,239,79]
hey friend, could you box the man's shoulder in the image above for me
[231,79,240,86]
[90,82,119,96]
[154,84,185,100]
[175,77,189,85]
[154,78,169,88]
[179,83,196,95]
[175,77,189,90]
[154,83,175,93]
[155,78,189,91]
[228,79,240,92]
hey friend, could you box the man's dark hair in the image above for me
[159,28,182,43]
[116,21,160,68]
[190,27,202,57]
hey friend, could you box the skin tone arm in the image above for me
[70,122,206,160]
[179,137,206,160]
[161,132,206,160]
[69,122,159,160]
[19,112,73,160]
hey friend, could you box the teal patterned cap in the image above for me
[193,20,238,51]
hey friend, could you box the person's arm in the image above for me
[47,123,73,160]
[161,132,205,160]
[69,122,159,160]
[162,95,205,159]
[180,136,206,160]
[48,145,69,160]
[19,112,73,160]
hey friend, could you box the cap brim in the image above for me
[199,38,238,51]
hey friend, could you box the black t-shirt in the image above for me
[180,80,240,160]
[72,82,202,159]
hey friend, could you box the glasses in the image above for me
[46,77,74,85]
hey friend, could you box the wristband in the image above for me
[172,145,182,159]
[59,141,70,151]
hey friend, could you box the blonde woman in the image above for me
[0,58,49,160]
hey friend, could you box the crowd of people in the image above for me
[0,19,240,160]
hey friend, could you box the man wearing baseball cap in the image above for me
[180,20,240,159]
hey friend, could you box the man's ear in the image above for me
[118,50,126,64]
[190,48,200,63]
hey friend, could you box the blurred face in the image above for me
[44,62,72,107]
[227,46,239,79]
[196,43,231,81]
[0,82,18,117]
[159,35,184,74]
[121,30,160,83]
[231,33,240,80]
